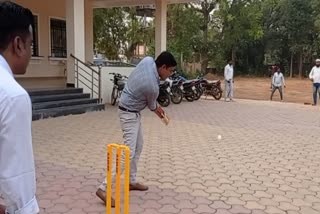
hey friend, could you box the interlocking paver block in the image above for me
[229,205,251,214]
[244,201,265,210]
[299,207,319,214]
[140,200,162,209]
[29,100,320,214]
[210,201,231,209]
[158,205,180,213]
[158,196,178,205]
[258,198,279,206]
[215,209,233,214]
[174,200,197,209]
[264,206,286,214]
[193,204,217,213]
[278,202,300,211]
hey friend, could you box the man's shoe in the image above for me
[129,183,149,191]
[96,188,115,207]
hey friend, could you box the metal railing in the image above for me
[70,54,101,102]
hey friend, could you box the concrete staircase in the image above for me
[28,88,105,120]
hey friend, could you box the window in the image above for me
[50,18,67,58]
[32,15,39,56]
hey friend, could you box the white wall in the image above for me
[97,67,135,104]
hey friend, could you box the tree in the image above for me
[167,4,201,69]
[218,0,263,67]
[93,8,154,61]
[190,0,219,72]
[311,0,320,58]
[93,1,320,77]
[262,0,291,76]
[285,0,314,78]
[93,8,127,59]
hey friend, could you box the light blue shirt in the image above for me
[0,55,39,214]
[119,57,160,112]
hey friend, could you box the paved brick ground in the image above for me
[5,99,320,214]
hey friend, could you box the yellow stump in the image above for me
[106,144,130,214]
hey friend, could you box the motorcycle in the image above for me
[191,78,204,101]
[157,81,171,107]
[182,80,197,102]
[170,79,184,104]
[170,72,196,102]
[202,80,223,100]
[165,78,183,104]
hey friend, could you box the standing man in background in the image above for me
[0,1,39,214]
[270,67,286,101]
[224,60,234,102]
[309,59,320,106]
[270,65,278,90]
[96,51,177,206]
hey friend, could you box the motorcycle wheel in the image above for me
[157,93,171,107]
[185,95,194,102]
[212,86,222,100]
[171,88,183,104]
[194,88,202,100]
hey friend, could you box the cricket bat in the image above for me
[155,104,170,125]
[160,112,170,126]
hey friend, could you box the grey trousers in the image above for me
[270,86,283,100]
[99,109,144,191]
[224,80,234,100]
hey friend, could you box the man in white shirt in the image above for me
[309,59,320,105]
[270,67,286,101]
[0,2,39,214]
[224,60,234,101]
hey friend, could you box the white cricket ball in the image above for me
[217,135,222,140]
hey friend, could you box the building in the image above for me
[11,0,197,105]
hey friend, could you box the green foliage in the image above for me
[93,1,320,77]
[93,8,153,60]
[167,4,201,65]
[93,8,126,59]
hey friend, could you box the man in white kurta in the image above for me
[224,60,234,101]
[0,1,39,214]
[309,59,320,105]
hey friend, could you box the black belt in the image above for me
[119,106,139,113]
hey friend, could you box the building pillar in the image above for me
[66,0,85,86]
[155,0,167,58]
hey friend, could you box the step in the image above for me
[28,88,83,96]
[32,103,105,121]
[32,98,99,110]
[31,93,90,103]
